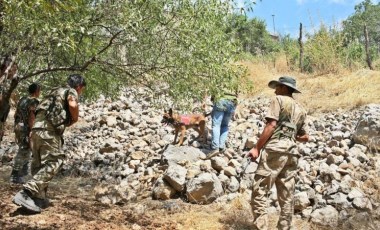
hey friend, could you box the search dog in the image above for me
[161,108,209,146]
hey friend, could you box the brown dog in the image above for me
[161,108,208,146]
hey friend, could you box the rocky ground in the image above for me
[0,87,379,229]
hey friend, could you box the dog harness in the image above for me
[180,115,191,125]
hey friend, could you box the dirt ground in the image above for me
[0,165,326,230]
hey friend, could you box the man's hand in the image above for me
[248,148,260,160]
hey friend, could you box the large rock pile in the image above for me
[1,87,379,228]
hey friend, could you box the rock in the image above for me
[99,139,122,153]
[227,177,239,193]
[326,192,351,210]
[244,137,256,149]
[130,151,145,160]
[331,146,345,156]
[310,205,339,227]
[326,154,344,165]
[210,157,227,172]
[352,197,373,211]
[298,159,311,172]
[94,184,128,204]
[325,180,340,195]
[348,188,364,201]
[186,165,202,179]
[294,192,310,211]
[341,211,377,230]
[186,173,223,204]
[331,131,344,141]
[340,175,354,194]
[352,104,380,151]
[228,159,241,168]
[319,162,341,181]
[218,174,230,188]
[223,166,237,177]
[347,157,361,167]
[301,207,313,218]
[152,178,177,200]
[161,145,205,166]
[106,116,118,127]
[163,164,187,192]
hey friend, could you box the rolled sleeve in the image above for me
[67,88,79,102]
[265,96,280,121]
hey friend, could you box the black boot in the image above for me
[33,197,50,209]
[10,170,24,184]
[13,189,41,213]
[20,163,29,177]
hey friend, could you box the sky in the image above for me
[244,0,380,37]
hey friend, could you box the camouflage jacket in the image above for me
[33,87,78,135]
[14,96,40,133]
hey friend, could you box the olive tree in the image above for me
[0,0,254,117]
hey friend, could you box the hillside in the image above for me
[243,60,380,113]
[0,65,379,230]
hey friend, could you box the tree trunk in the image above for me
[364,25,374,70]
[0,56,19,145]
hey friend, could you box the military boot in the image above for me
[20,163,29,177]
[33,197,50,209]
[13,189,41,213]
[9,170,24,184]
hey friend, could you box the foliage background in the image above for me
[0,0,254,109]
[1,0,379,108]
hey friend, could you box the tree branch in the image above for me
[21,30,124,80]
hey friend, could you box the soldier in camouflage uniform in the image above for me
[0,57,18,145]
[248,76,309,230]
[10,83,41,184]
[13,74,86,213]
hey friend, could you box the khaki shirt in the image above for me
[264,95,307,155]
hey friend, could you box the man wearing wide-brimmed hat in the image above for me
[248,76,309,230]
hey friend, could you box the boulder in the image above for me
[94,184,128,205]
[163,164,187,192]
[186,173,223,204]
[152,178,177,200]
[353,104,380,151]
[310,205,339,227]
[161,145,205,166]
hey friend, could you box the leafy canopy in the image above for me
[1,0,253,106]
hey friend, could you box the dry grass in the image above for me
[242,60,380,114]
[168,195,319,230]
[173,205,225,230]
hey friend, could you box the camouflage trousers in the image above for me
[251,149,299,230]
[13,124,31,174]
[23,129,65,199]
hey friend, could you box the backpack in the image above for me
[37,87,71,134]
[14,96,31,128]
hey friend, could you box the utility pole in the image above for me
[299,23,303,73]
[272,14,276,35]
